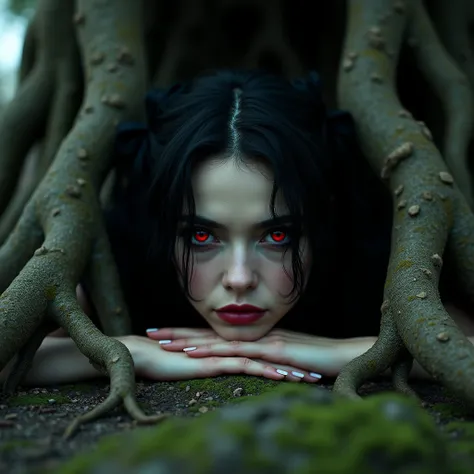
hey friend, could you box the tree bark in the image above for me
[0,0,165,437]
[333,0,474,408]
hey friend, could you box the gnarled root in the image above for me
[334,0,474,409]
[0,0,166,437]
[430,0,474,138]
[83,225,132,336]
[333,303,406,399]
[407,0,474,209]
[0,0,58,216]
[51,295,166,440]
[2,320,57,394]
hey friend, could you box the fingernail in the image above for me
[276,369,288,376]
[158,340,172,344]
[310,372,322,379]
[146,328,159,333]
[183,347,197,352]
[291,371,305,378]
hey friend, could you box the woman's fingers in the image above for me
[158,337,225,350]
[182,343,323,383]
[146,327,217,340]
[203,356,290,381]
[180,340,280,361]
[252,359,322,384]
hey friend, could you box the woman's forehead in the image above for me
[188,157,288,222]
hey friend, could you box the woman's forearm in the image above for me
[0,336,130,386]
[344,336,474,381]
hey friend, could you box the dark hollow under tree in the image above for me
[0,0,474,437]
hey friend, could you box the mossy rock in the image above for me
[54,384,464,474]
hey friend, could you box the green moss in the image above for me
[444,422,474,463]
[395,260,414,271]
[56,416,211,474]
[274,392,446,473]
[0,439,36,452]
[44,285,57,300]
[7,393,69,407]
[176,375,281,401]
[56,385,458,474]
[432,403,472,418]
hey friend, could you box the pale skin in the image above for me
[3,155,474,386]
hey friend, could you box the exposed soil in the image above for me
[1,378,473,474]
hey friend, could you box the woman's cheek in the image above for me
[187,261,218,300]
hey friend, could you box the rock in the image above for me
[56,385,461,474]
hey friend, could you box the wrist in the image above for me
[339,337,377,367]
[116,334,140,364]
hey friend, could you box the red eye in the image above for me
[270,230,287,242]
[194,230,210,243]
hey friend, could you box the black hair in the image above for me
[108,69,393,336]
[121,70,338,305]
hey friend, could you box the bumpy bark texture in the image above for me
[333,0,474,407]
[0,0,474,438]
[0,0,165,438]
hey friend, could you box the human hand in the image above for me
[145,328,342,381]
[124,334,312,382]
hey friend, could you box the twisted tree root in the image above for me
[83,225,132,336]
[0,0,167,437]
[0,0,57,216]
[430,0,474,137]
[0,2,83,244]
[236,0,304,77]
[407,0,474,209]
[333,302,407,398]
[18,16,37,84]
[334,0,474,408]
[2,321,57,394]
[52,294,165,440]
[37,1,83,175]
[391,352,417,399]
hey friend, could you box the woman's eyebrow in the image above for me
[179,215,293,229]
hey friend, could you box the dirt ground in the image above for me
[1,377,473,474]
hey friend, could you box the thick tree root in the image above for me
[64,394,167,440]
[407,0,474,209]
[335,0,474,409]
[83,226,132,336]
[55,294,166,439]
[333,306,405,398]
[2,321,56,394]
[18,16,37,84]
[430,0,474,137]
[0,0,60,215]
[391,353,418,400]
[0,0,164,437]
[0,146,42,246]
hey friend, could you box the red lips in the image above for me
[215,304,266,325]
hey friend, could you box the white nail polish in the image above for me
[146,328,159,332]
[292,371,305,378]
[183,347,197,352]
[276,369,288,376]
[310,372,322,379]
[158,340,172,344]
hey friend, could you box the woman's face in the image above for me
[175,156,312,341]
